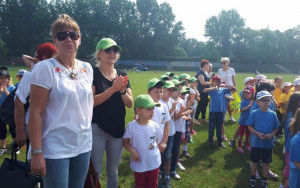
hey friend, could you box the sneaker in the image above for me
[181,150,190,158]
[218,142,226,148]
[283,146,286,154]
[222,136,228,141]
[237,147,245,154]
[170,172,180,180]
[249,179,256,188]
[228,139,236,147]
[274,136,280,143]
[194,119,201,125]
[268,170,278,178]
[188,138,194,143]
[191,130,197,135]
[246,146,251,152]
[0,148,7,156]
[261,180,268,188]
[164,178,171,188]
[176,163,185,171]
[230,116,236,122]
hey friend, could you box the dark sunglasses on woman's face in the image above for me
[55,31,80,41]
[104,47,119,54]
[221,62,226,64]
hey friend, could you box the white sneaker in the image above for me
[0,148,7,156]
[274,136,280,143]
[268,170,278,178]
[230,116,236,122]
[255,171,260,179]
[176,162,186,171]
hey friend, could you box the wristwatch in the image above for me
[31,148,43,155]
[120,90,127,95]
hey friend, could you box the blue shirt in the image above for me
[289,132,300,188]
[0,85,15,106]
[14,82,19,88]
[208,87,231,112]
[246,109,280,148]
[284,111,293,153]
[238,99,251,125]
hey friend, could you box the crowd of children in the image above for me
[2,60,300,188]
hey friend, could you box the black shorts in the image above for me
[250,147,272,163]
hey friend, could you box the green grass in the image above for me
[1,67,297,187]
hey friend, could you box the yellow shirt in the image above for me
[287,87,295,101]
[279,93,289,114]
[274,87,282,104]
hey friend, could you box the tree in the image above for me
[205,9,245,57]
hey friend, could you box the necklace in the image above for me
[57,57,76,79]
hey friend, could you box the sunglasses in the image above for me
[55,31,80,41]
[104,47,120,54]
[221,62,226,64]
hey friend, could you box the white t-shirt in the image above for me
[123,120,163,172]
[15,71,32,126]
[152,101,171,134]
[174,98,186,132]
[160,98,175,136]
[217,68,236,86]
[28,58,94,159]
[189,88,199,109]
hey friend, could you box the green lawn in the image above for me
[1,66,298,188]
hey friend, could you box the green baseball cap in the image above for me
[181,86,190,94]
[173,75,178,80]
[96,38,121,52]
[160,75,170,81]
[178,73,191,80]
[172,79,186,86]
[134,94,161,108]
[189,77,197,83]
[164,81,178,91]
[147,78,165,90]
[165,72,174,76]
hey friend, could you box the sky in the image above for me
[134,0,300,41]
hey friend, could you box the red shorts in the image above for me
[134,168,159,188]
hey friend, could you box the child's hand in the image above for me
[171,101,178,111]
[186,109,193,114]
[264,134,273,140]
[179,103,185,112]
[249,100,253,106]
[257,133,265,139]
[130,148,141,162]
[158,142,166,153]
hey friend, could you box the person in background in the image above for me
[217,57,237,122]
[22,52,38,70]
[14,69,27,87]
[0,69,15,155]
[195,59,212,124]
[91,38,133,188]
[28,14,93,187]
[15,42,58,147]
[273,76,283,142]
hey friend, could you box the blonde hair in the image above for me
[290,108,300,136]
[221,57,230,63]
[51,14,80,38]
[93,50,120,67]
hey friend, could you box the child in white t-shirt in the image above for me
[123,94,163,188]
[189,77,200,133]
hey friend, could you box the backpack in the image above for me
[0,87,30,127]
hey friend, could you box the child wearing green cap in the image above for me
[123,95,163,188]
[189,77,200,134]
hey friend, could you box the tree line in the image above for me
[0,0,299,65]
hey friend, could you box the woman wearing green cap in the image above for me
[91,38,133,187]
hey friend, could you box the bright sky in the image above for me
[140,0,300,41]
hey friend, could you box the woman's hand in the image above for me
[119,75,128,93]
[111,75,125,93]
[31,154,46,176]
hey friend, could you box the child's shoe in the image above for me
[274,136,280,143]
[181,150,190,158]
[228,139,235,147]
[191,129,197,135]
[164,178,171,188]
[0,148,7,156]
[261,180,268,188]
[283,146,286,154]
[237,147,245,154]
[158,172,165,188]
[188,138,194,143]
[170,171,180,180]
[176,162,185,171]
[256,171,260,179]
[194,119,201,125]
[249,179,256,188]
[230,116,236,122]
[268,170,278,178]
[222,136,228,141]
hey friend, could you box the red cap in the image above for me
[243,85,255,94]
[212,75,221,81]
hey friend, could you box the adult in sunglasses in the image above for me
[91,38,133,188]
[28,14,93,188]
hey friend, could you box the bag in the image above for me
[229,92,241,113]
[0,87,30,127]
[84,159,101,188]
[0,141,43,188]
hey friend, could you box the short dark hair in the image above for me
[148,82,164,91]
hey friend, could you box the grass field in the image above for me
[0,66,298,188]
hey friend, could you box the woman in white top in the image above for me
[217,57,237,123]
[28,14,93,188]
